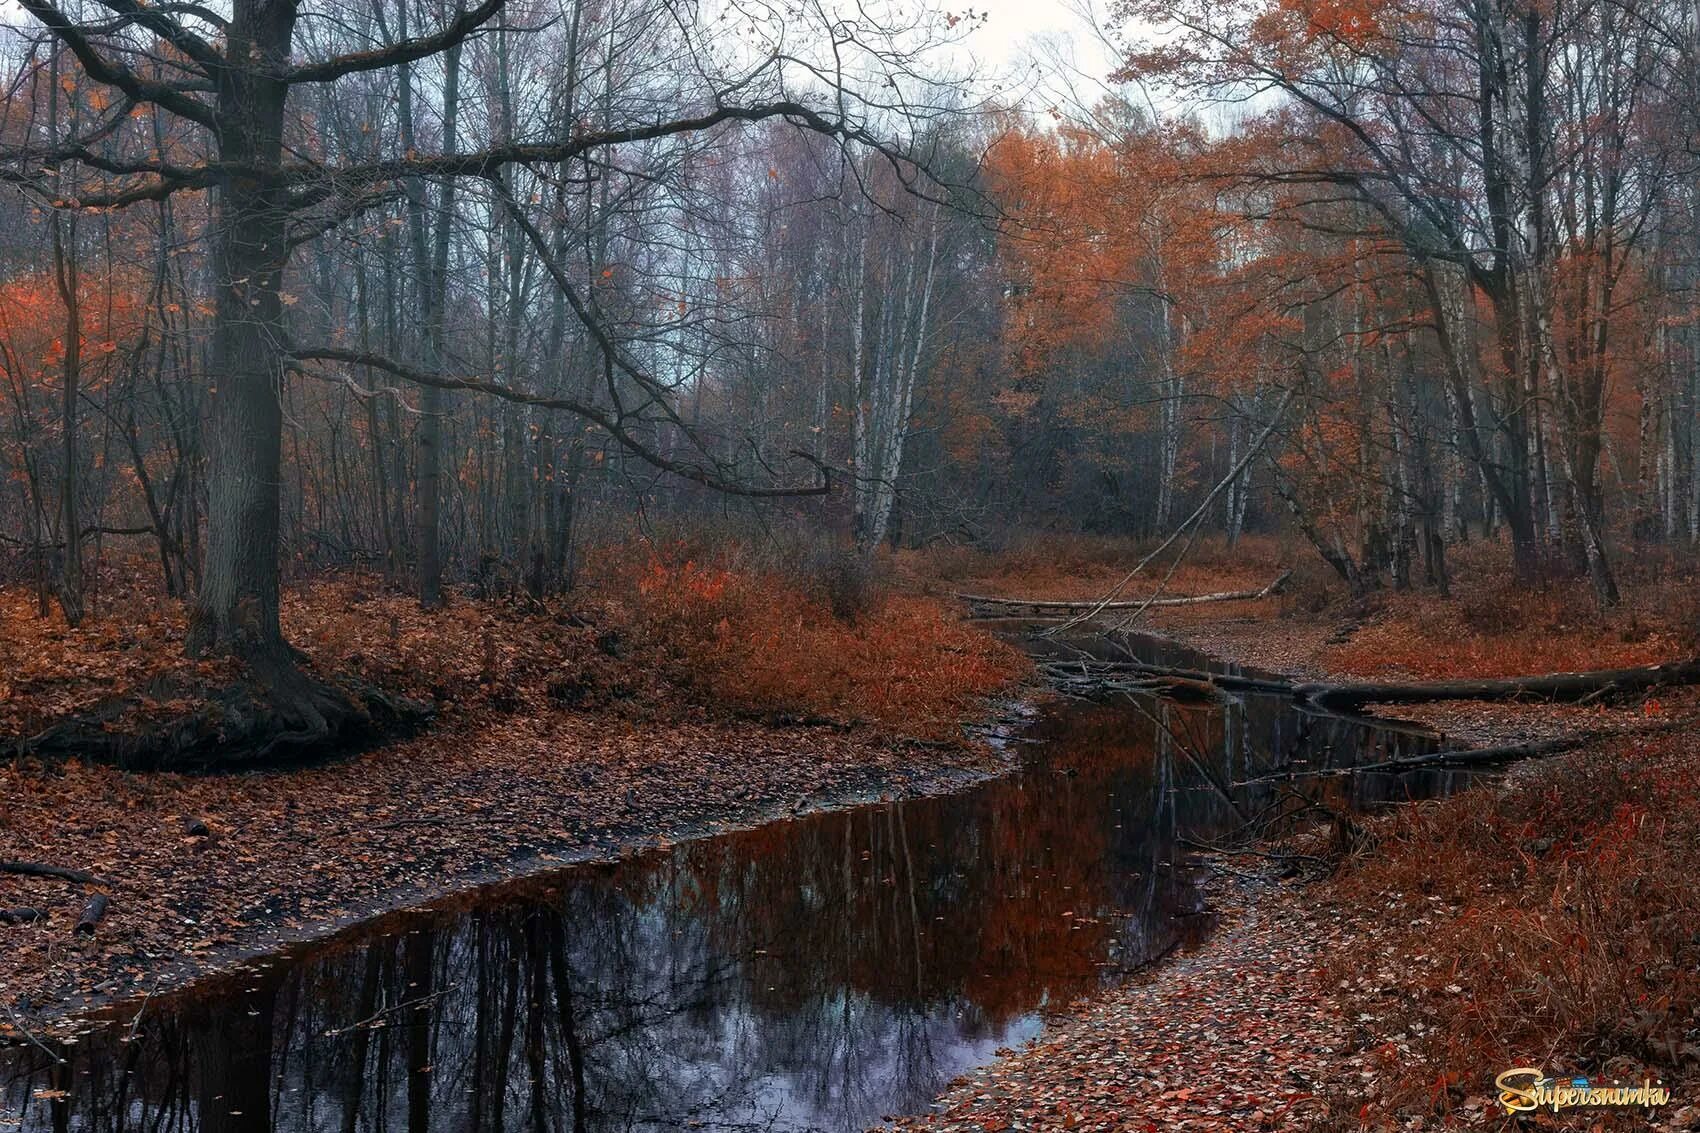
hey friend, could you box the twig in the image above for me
[3,1002,63,1064]
[0,861,100,886]
[124,979,158,1044]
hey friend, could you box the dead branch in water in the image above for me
[1235,736,1585,784]
[1039,664,1231,705]
[1036,657,1296,697]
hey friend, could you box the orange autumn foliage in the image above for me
[1328,731,1700,1121]
[605,551,1028,738]
[0,552,1026,746]
[0,269,145,394]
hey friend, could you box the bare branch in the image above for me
[286,348,833,499]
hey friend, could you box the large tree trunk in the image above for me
[187,0,296,662]
[173,0,426,765]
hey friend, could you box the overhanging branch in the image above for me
[286,347,833,499]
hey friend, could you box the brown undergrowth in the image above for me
[912,531,1700,686]
[1319,732,1700,1129]
[0,540,1026,751]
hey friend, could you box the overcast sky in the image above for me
[944,0,1131,119]
[0,0,1135,114]
[960,0,1118,72]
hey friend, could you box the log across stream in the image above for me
[0,631,1480,1133]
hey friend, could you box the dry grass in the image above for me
[585,544,1028,738]
[1323,733,1700,1126]
[0,545,1026,745]
[1323,541,1700,680]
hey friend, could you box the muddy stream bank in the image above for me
[0,630,1477,1132]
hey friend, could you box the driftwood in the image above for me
[0,860,100,885]
[1294,658,1700,713]
[74,893,109,936]
[957,571,1292,616]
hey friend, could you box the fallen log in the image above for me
[0,907,43,925]
[1295,658,1700,713]
[0,860,101,885]
[956,571,1292,615]
[74,893,109,936]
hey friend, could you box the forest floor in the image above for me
[894,535,1700,1131]
[922,532,1700,744]
[0,546,1028,1031]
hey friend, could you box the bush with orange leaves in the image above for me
[1323,733,1700,1126]
[1,547,1026,749]
[601,551,1028,739]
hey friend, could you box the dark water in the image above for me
[0,633,1469,1132]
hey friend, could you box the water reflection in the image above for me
[0,633,1465,1132]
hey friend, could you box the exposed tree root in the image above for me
[4,658,433,772]
[955,571,1292,616]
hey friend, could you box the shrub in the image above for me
[804,547,877,623]
[598,546,1026,738]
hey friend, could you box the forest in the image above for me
[1,0,1698,1128]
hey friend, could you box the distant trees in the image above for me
[0,0,965,691]
[1115,0,1699,604]
[0,0,1696,665]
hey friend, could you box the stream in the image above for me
[0,632,1475,1132]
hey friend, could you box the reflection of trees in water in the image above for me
[0,664,1464,1133]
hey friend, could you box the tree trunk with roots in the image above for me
[182,0,417,759]
[6,0,864,766]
